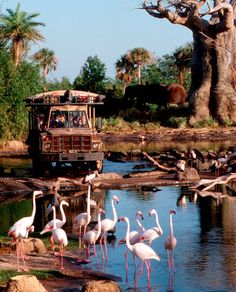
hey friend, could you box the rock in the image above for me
[6,275,47,292]
[81,280,121,292]
[23,238,47,255]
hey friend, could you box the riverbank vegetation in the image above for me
[0,3,235,142]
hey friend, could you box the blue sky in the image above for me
[1,1,192,82]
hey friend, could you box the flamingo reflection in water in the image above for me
[118,216,160,289]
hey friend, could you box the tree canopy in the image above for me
[73,55,106,93]
[0,3,45,66]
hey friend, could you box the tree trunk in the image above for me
[143,0,236,125]
[188,5,236,125]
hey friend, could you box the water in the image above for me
[1,156,236,291]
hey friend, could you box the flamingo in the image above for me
[51,206,68,270]
[164,209,177,271]
[118,211,145,280]
[40,200,69,234]
[8,224,35,271]
[73,171,98,240]
[118,210,145,245]
[98,195,119,260]
[118,216,160,289]
[82,208,105,262]
[9,190,42,230]
[141,208,163,246]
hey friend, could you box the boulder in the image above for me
[6,275,47,292]
[81,280,121,292]
[23,238,47,255]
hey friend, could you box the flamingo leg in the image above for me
[145,260,151,288]
[103,234,108,260]
[99,233,106,260]
[16,240,20,271]
[171,251,175,271]
[60,246,64,270]
[19,239,28,271]
[167,250,171,268]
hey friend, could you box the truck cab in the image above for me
[26,90,104,176]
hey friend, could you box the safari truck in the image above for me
[25,90,104,176]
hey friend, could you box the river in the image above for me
[0,141,236,291]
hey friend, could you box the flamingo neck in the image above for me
[60,203,66,224]
[53,208,56,230]
[124,218,133,252]
[170,214,174,238]
[30,193,37,222]
[86,184,91,218]
[136,217,145,232]
[96,213,102,240]
[154,211,163,235]
[111,199,117,224]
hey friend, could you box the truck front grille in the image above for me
[51,135,92,152]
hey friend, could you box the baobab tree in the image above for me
[142,1,236,125]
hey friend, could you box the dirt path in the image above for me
[0,248,122,291]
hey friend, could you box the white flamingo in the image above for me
[82,208,105,262]
[98,195,119,260]
[8,190,42,271]
[51,206,68,270]
[119,210,145,245]
[119,216,160,289]
[141,208,163,246]
[40,200,69,234]
[9,190,42,231]
[164,209,177,271]
[73,181,92,239]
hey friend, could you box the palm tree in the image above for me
[33,48,57,78]
[0,3,45,66]
[173,43,193,86]
[116,48,155,93]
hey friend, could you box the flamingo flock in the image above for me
[7,172,177,290]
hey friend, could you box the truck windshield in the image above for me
[49,110,88,128]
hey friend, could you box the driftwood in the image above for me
[189,173,236,191]
[143,152,177,172]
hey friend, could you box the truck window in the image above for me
[49,110,88,128]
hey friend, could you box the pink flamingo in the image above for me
[164,209,177,271]
[8,224,35,271]
[8,190,42,271]
[82,208,105,262]
[40,200,69,234]
[9,190,42,231]
[51,206,68,270]
[118,211,145,281]
[119,210,145,245]
[141,208,163,246]
[73,172,98,241]
[119,216,160,289]
[98,195,119,260]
